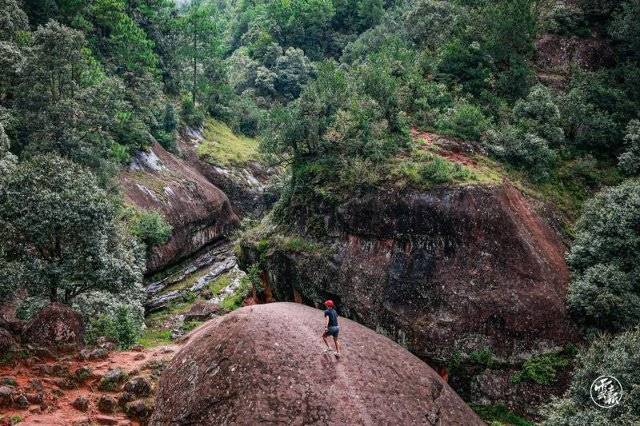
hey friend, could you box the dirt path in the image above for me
[0,345,179,426]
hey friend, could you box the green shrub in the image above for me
[130,210,172,248]
[542,329,640,424]
[15,297,47,320]
[566,180,640,332]
[542,2,590,36]
[485,127,556,181]
[512,352,570,385]
[471,404,533,426]
[180,98,205,128]
[436,102,490,141]
[618,119,640,175]
[221,276,253,311]
[85,305,141,349]
[470,347,495,368]
[181,320,203,333]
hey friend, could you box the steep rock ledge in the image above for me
[120,142,239,274]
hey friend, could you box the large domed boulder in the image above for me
[23,303,83,351]
[151,303,482,425]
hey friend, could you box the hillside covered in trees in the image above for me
[1,0,640,424]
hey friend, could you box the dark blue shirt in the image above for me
[324,308,339,327]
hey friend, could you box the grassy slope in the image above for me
[196,119,259,166]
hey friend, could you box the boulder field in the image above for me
[151,302,483,425]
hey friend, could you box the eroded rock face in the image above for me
[0,328,16,354]
[534,34,614,88]
[239,183,579,410]
[151,302,482,425]
[120,142,239,274]
[242,184,577,360]
[23,303,83,352]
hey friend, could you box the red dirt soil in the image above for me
[411,130,478,166]
[0,345,178,426]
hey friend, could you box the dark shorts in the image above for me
[324,326,340,338]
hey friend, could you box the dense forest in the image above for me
[1,0,640,423]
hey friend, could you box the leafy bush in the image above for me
[512,352,571,385]
[542,2,589,36]
[470,347,495,368]
[542,329,640,425]
[130,210,172,249]
[0,156,144,304]
[513,85,565,146]
[221,275,253,311]
[566,179,640,332]
[393,152,473,187]
[436,102,490,141]
[471,404,533,426]
[15,297,48,321]
[619,120,640,175]
[485,127,556,180]
[180,98,205,128]
[228,96,264,137]
[85,305,141,349]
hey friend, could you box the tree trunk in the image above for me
[49,286,57,303]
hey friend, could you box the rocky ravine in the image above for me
[151,302,484,425]
[179,128,278,217]
[239,180,579,413]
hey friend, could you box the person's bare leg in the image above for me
[322,334,331,350]
[333,337,340,354]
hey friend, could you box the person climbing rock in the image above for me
[322,300,340,356]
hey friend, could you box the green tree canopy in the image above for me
[566,179,640,332]
[543,329,640,424]
[0,155,144,304]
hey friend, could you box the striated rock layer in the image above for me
[120,142,239,274]
[151,302,483,425]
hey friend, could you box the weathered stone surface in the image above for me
[242,184,578,360]
[179,128,278,217]
[72,396,89,412]
[22,303,83,351]
[97,394,118,413]
[181,300,219,323]
[0,328,16,354]
[79,348,109,361]
[145,242,237,311]
[151,303,481,425]
[124,377,152,397]
[239,183,579,410]
[98,368,128,392]
[534,34,615,88]
[120,142,239,274]
[0,385,14,407]
[126,398,153,422]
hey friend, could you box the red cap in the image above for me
[324,300,334,308]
